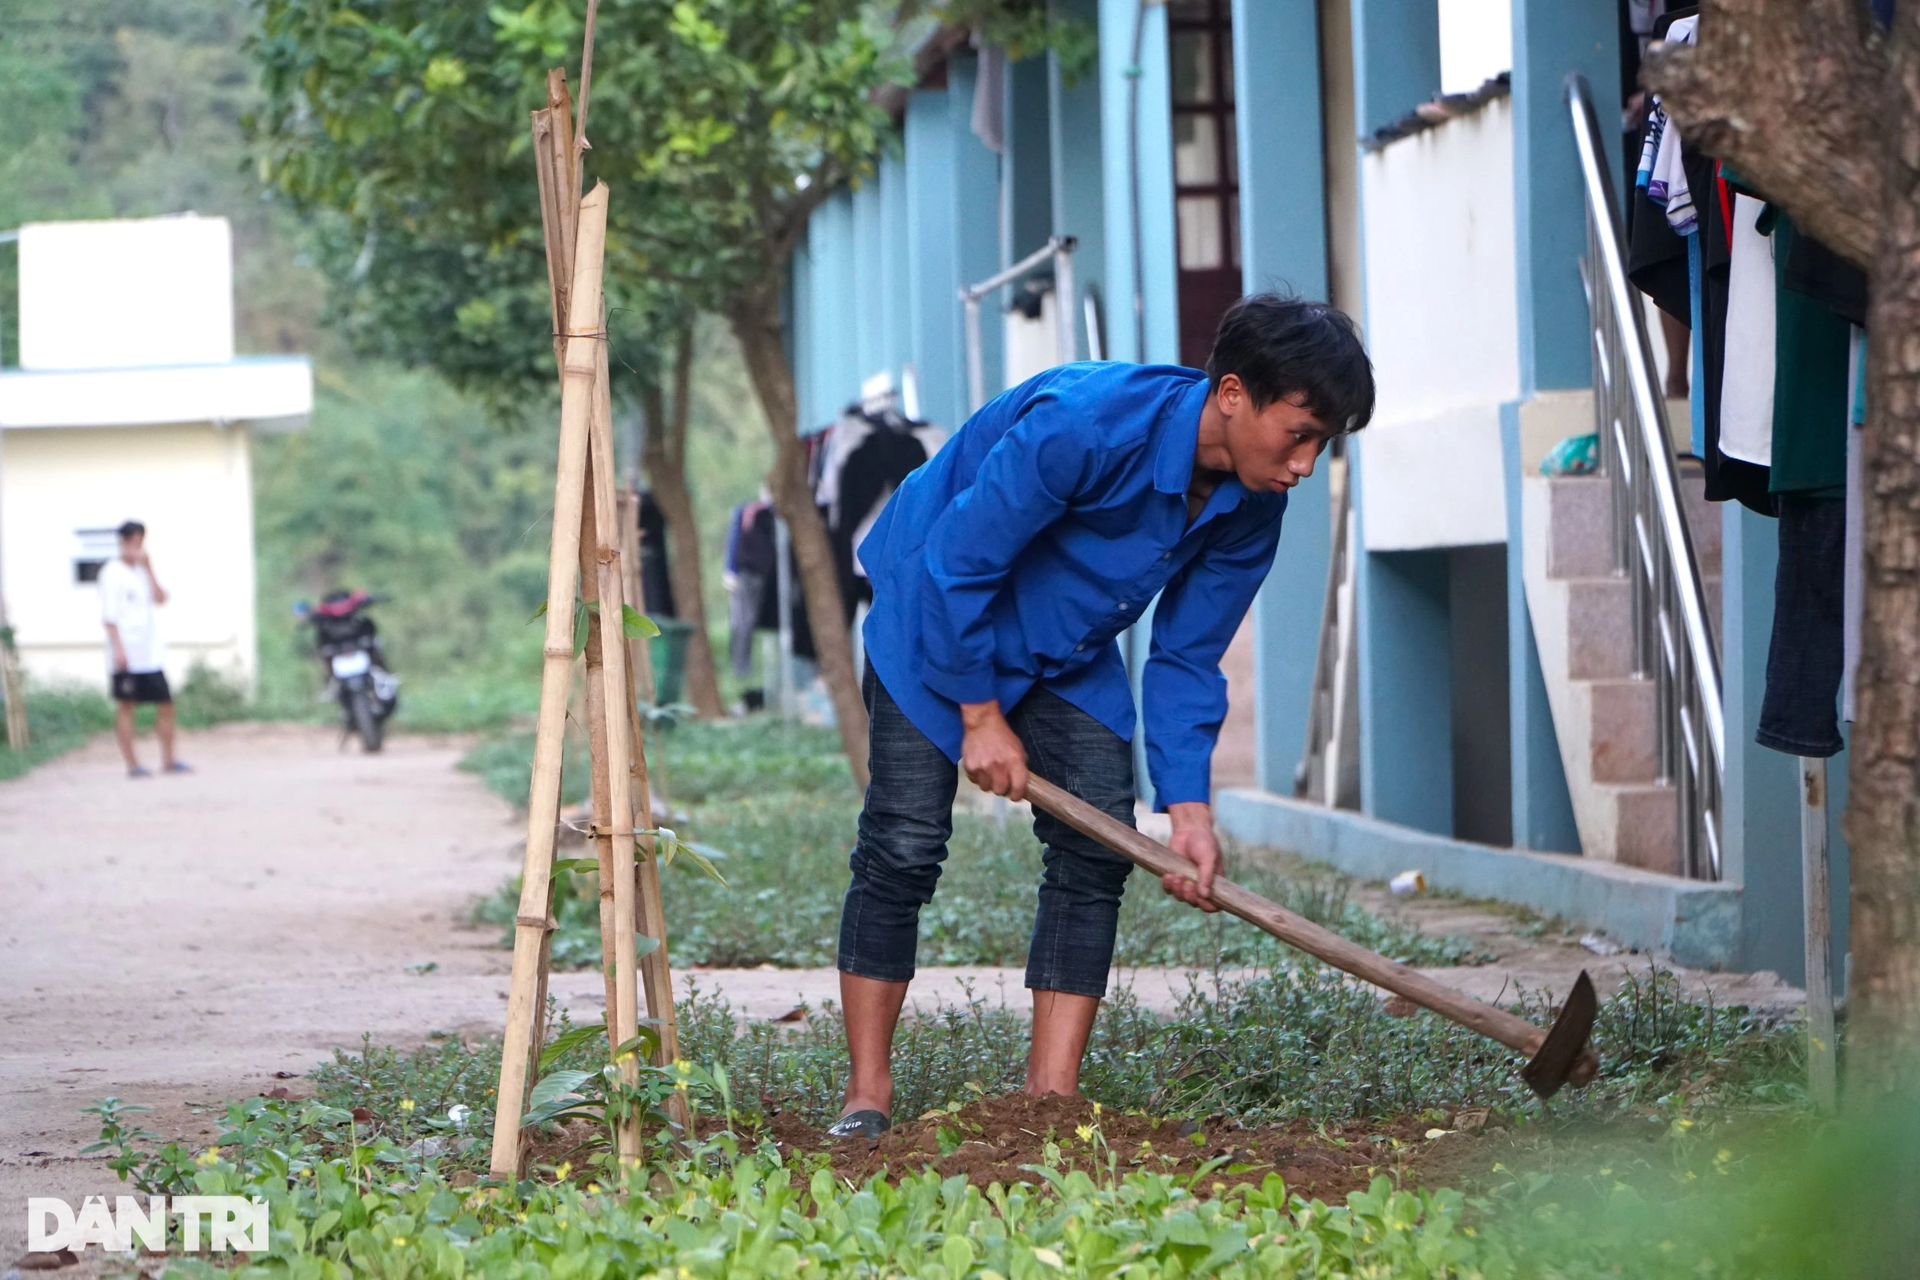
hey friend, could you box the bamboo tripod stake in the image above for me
[490,181,611,1179]
[491,59,687,1177]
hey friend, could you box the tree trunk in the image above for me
[640,325,725,718]
[1842,5,1920,1097]
[1647,0,1920,1096]
[727,291,871,789]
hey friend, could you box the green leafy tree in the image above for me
[248,0,933,777]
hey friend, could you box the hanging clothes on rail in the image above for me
[813,405,946,623]
[1755,209,1858,759]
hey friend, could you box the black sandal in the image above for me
[826,1109,891,1140]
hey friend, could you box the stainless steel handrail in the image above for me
[962,234,1078,413]
[1567,73,1725,880]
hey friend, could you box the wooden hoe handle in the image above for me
[1024,775,1555,1060]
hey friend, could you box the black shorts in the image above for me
[111,670,172,704]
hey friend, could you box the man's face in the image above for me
[120,532,144,561]
[1217,378,1333,494]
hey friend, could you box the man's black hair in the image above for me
[1205,293,1376,434]
[117,520,146,540]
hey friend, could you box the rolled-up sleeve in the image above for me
[1142,503,1285,807]
[919,400,1098,705]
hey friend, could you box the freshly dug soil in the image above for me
[767,1093,1480,1201]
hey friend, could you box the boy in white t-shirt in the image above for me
[98,521,186,777]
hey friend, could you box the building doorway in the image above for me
[1170,0,1242,368]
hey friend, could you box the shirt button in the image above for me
[1074,643,1086,652]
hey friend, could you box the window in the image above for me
[74,527,117,586]
[1170,0,1242,368]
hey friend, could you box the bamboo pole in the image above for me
[578,449,623,1042]
[610,427,687,1135]
[582,300,644,1165]
[488,182,611,1181]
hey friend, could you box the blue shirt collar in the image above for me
[1154,375,1251,519]
[1153,376,1213,495]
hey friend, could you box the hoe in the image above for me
[1027,775,1600,1098]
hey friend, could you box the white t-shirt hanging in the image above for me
[98,557,165,674]
[1719,195,1776,468]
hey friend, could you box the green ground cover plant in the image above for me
[464,718,1485,971]
[80,966,1844,1278]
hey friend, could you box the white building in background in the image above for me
[0,214,311,691]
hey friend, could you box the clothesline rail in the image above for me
[1569,72,1726,882]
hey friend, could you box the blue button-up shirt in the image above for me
[859,362,1287,807]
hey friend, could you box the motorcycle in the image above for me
[295,590,400,752]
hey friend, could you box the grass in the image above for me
[0,666,259,780]
[463,716,1485,971]
[78,963,1844,1277]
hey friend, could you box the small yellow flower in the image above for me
[400,1098,416,1113]
[1075,1124,1095,1142]
[196,1146,222,1166]
[586,1183,602,1195]
[1091,1101,1102,1116]
[392,1237,408,1248]
[555,1161,573,1181]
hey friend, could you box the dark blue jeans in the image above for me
[838,667,1137,997]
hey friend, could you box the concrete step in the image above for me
[1610,782,1682,876]
[1566,577,1633,679]
[1544,468,1721,583]
[1588,678,1657,784]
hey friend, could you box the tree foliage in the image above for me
[248,0,909,403]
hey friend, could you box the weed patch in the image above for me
[464,719,1482,970]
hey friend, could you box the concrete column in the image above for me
[878,150,912,383]
[1050,0,1106,359]
[787,241,814,438]
[1356,542,1454,835]
[1510,0,1617,393]
[1500,401,1580,850]
[1349,0,1439,137]
[852,181,884,385]
[950,53,1006,413]
[1098,0,1178,364]
[905,88,963,432]
[1721,505,1799,977]
[804,191,857,430]
[1231,0,1335,796]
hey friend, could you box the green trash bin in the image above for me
[648,619,693,707]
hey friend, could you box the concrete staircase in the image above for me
[1519,466,1720,874]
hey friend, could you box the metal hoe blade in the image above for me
[1521,970,1600,1099]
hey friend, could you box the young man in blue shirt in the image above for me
[830,294,1375,1137]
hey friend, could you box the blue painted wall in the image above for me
[1232,0,1335,797]
[1510,0,1618,394]
[1098,0,1179,365]
[1050,0,1107,360]
[1349,0,1440,136]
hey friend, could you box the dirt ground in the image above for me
[0,722,1798,1263]
[771,1092,1470,1201]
